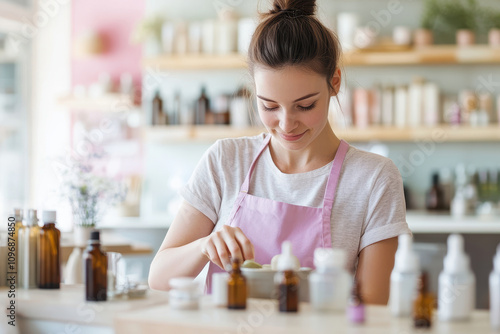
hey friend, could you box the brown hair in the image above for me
[248,0,342,94]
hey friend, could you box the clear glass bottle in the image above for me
[84,230,108,301]
[227,258,246,309]
[18,209,40,289]
[11,208,23,284]
[347,279,365,324]
[38,210,61,289]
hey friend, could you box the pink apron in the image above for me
[206,134,349,292]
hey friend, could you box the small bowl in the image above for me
[241,267,312,302]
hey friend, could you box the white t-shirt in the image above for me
[180,133,411,273]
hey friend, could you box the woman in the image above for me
[148,0,411,304]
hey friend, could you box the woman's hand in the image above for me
[200,225,255,271]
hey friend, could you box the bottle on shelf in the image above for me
[413,271,434,329]
[408,77,425,128]
[18,209,40,289]
[152,90,167,126]
[347,279,365,324]
[212,94,231,125]
[438,234,475,321]
[9,208,23,284]
[84,230,107,301]
[490,244,500,330]
[309,248,351,311]
[440,168,453,211]
[394,85,408,128]
[381,84,394,127]
[275,241,300,312]
[426,172,446,211]
[195,86,210,125]
[227,257,246,309]
[389,234,420,317]
[38,210,61,289]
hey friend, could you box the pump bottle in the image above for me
[389,234,420,316]
[438,234,475,321]
[274,241,300,312]
[309,248,351,311]
[490,244,500,330]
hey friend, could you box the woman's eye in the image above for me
[262,105,279,111]
[298,102,316,111]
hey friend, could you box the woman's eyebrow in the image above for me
[256,92,320,103]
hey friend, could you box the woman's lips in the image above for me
[279,131,306,142]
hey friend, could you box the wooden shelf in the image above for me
[143,125,500,143]
[57,94,140,112]
[143,46,500,70]
[407,211,500,234]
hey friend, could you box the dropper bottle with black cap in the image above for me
[84,230,107,301]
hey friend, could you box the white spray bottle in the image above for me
[438,234,476,321]
[490,244,500,330]
[389,234,420,317]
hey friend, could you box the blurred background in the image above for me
[1,0,500,308]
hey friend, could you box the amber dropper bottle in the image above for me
[227,258,246,309]
[84,230,108,301]
[38,210,61,289]
[276,241,300,312]
[413,271,434,328]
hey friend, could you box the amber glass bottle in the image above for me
[38,210,61,289]
[277,270,299,312]
[227,258,246,309]
[84,230,107,301]
[413,271,434,328]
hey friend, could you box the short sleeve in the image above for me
[359,159,412,252]
[178,140,223,224]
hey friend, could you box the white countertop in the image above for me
[114,297,495,334]
[407,211,500,234]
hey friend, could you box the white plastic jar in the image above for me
[168,277,200,310]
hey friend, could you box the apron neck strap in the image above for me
[323,140,349,206]
[240,134,272,193]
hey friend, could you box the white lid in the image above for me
[443,234,470,274]
[394,234,420,273]
[42,210,57,223]
[277,241,300,271]
[314,248,346,269]
[494,244,500,273]
[169,277,199,290]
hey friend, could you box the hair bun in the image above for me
[269,0,316,17]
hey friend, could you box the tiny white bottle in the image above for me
[389,234,420,317]
[309,248,351,311]
[490,244,500,330]
[438,234,476,321]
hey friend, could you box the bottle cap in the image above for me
[494,244,500,273]
[13,208,23,221]
[443,234,470,274]
[169,277,199,290]
[23,209,38,227]
[394,234,420,273]
[313,248,346,269]
[90,230,100,241]
[277,241,300,271]
[42,210,56,223]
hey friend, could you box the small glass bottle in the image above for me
[413,271,434,328]
[275,241,300,312]
[84,230,108,301]
[152,90,166,126]
[18,209,40,289]
[12,208,23,282]
[347,279,365,324]
[227,258,246,309]
[38,210,61,289]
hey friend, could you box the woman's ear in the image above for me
[330,69,342,96]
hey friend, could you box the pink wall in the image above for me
[71,0,144,96]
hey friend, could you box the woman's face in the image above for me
[254,65,334,152]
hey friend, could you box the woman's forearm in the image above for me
[148,236,209,291]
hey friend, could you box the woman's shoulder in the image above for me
[344,144,400,179]
[214,132,269,155]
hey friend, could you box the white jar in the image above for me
[168,277,200,310]
[238,18,257,54]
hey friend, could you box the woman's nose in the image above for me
[279,110,298,133]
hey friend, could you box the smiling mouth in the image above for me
[279,131,306,142]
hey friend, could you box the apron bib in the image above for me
[206,134,349,292]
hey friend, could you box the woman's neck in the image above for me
[269,124,341,174]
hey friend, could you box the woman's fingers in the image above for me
[212,233,232,271]
[234,227,254,261]
[222,232,244,263]
[203,241,224,270]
